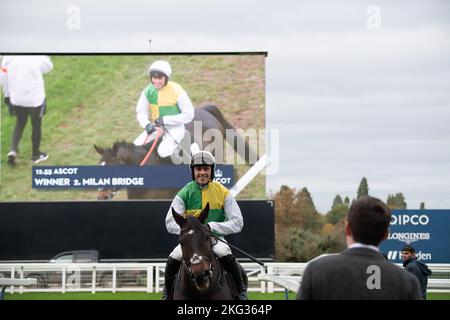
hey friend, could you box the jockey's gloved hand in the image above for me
[145,122,156,134]
[154,117,164,127]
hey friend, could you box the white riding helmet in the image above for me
[148,60,172,78]
[190,151,216,180]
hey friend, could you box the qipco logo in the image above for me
[391,214,429,226]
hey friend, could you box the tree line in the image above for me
[272,177,421,262]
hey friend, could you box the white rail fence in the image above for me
[1,263,449,295]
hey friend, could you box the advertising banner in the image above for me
[380,210,450,263]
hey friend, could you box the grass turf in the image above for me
[4,291,295,300]
[4,291,449,300]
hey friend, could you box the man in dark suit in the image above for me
[297,196,421,300]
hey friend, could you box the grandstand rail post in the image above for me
[112,266,117,293]
[91,265,96,294]
[62,266,66,293]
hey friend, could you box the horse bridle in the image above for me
[182,253,213,281]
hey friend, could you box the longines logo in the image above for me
[388,232,430,244]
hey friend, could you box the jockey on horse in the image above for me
[164,151,248,300]
[134,59,194,157]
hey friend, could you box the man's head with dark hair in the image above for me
[402,244,415,254]
[346,196,391,246]
[401,244,416,261]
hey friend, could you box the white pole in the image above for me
[229,154,269,197]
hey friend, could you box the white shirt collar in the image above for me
[348,242,380,253]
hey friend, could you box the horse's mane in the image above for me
[112,140,150,155]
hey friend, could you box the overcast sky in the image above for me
[1,0,449,213]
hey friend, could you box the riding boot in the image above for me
[162,257,181,300]
[220,255,248,300]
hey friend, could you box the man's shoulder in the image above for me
[303,254,348,283]
[307,250,414,283]
[308,249,393,270]
[404,260,416,268]
[342,249,414,277]
[209,181,230,196]
[405,259,422,274]
[305,253,343,272]
[403,258,417,267]
[177,181,199,200]
[167,81,184,93]
[180,180,196,190]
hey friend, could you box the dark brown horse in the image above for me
[171,203,247,300]
[94,104,258,200]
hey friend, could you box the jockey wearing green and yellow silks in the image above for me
[134,60,194,158]
[162,151,247,300]
[166,176,243,239]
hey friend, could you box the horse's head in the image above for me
[94,142,139,200]
[172,203,213,291]
[94,144,122,166]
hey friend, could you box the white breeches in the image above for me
[169,237,233,261]
[133,125,185,158]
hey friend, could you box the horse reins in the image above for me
[97,126,161,198]
[212,235,265,266]
[139,127,162,166]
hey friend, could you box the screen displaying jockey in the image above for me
[163,151,247,300]
[134,60,194,158]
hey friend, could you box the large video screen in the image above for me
[0,54,266,201]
